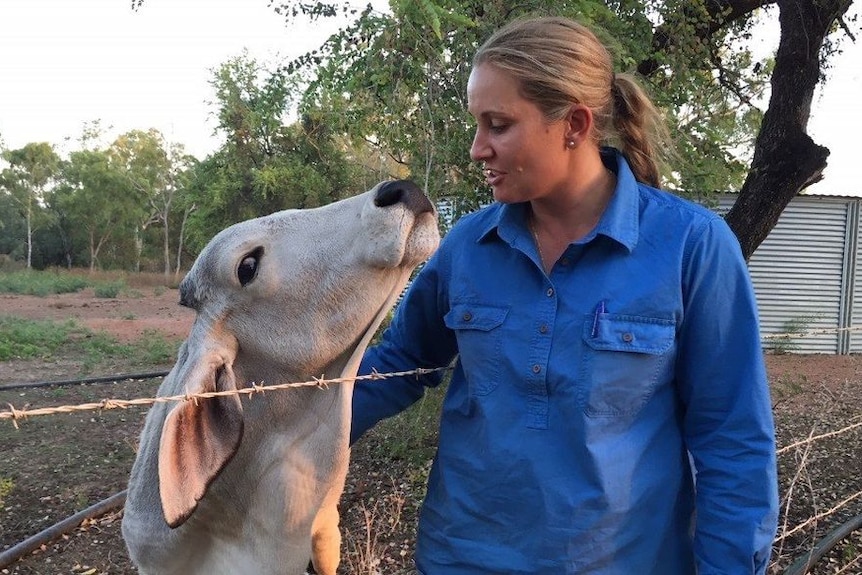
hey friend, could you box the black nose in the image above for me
[374,180,435,215]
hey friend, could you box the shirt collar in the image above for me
[477,148,640,253]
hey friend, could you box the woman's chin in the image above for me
[491,185,515,203]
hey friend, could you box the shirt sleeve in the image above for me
[350,251,457,444]
[676,217,779,574]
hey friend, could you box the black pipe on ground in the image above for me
[783,514,862,575]
[0,371,169,391]
[0,490,127,570]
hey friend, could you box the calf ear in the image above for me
[158,360,244,528]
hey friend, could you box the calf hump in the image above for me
[158,361,244,528]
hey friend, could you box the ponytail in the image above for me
[609,73,671,188]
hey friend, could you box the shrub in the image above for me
[0,316,74,360]
[93,280,126,298]
[0,270,89,296]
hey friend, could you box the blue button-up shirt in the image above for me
[352,150,779,574]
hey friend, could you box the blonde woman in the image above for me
[352,16,778,574]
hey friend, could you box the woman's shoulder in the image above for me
[637,183,726,229]
[634,184,742,256]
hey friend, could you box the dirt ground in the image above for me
[2,289,862,574]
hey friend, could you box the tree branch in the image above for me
[638,0,773,77]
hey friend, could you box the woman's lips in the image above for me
[483,168,504,186]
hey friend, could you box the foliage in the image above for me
[0,476,13,508]
[767,314,820,355]
[53,146,142,271]
[0,142,61,268]
[109,129,197,276]
[0,194,26,257]
[135,328,180,365]
[0,270,90,296]
[0,316,80,360]
[183,52,375,250]
[93,280,126,298]
[1,0,856,269]
[0,315,178,367]
[283,0,774,207]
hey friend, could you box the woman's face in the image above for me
[467,63,572,203]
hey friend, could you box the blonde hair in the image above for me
[473,16,669,188]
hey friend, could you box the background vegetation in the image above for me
[1,0,858,272]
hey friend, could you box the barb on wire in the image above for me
[777,420,862,455]
[0,366,452,428]
[773,488,862,544]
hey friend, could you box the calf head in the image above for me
[123,180,439,574]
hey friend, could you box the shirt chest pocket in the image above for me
[581,314,676,417]
[444,303,509,395]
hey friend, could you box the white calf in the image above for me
[121,180,440,575]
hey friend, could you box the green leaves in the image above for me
[280,0,774,206]
[393,0,476,40]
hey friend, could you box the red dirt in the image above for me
[3,289,862,574]
[0,289,194,344]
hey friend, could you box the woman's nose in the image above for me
[470,129,490,162]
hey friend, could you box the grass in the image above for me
[0,269,181,298]
[375,384,446,466]
[0,316,179,371]
[0,316,78,360]
[0,476,13,507]
[93,281,126,298]
[0,270,90,296]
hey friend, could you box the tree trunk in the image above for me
[163,216,171,279]
[174,203,195,279]
[134,227,143,273]
[25,200,32,269]
[89,231,97,273]
[724,0,853,260]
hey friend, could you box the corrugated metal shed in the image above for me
[442,193,861,354]
[718,194,862,354]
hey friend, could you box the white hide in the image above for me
[121,181,440,575]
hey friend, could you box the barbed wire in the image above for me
[777,420,862,455]
[762,325,862,339]
[3,322,862,433]
[0,367,451,429]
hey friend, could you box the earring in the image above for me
[566,140,575,149]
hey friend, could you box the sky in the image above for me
[0,0,859,195]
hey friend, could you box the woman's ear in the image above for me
[564,104,594,148]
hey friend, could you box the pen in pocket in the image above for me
[591,300,606,338]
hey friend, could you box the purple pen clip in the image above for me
[591,300,606,338]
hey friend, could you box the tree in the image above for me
[110,129,197,277]
[59,148,138,271]
[722,0,855,258]
[183,52,371,251]
[280,0,857,257]
[0,143,60,268]
[0,192,27,261]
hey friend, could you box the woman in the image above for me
[351,16,778,574]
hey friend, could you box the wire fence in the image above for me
[3,324,862,571]
[0,367,450,428]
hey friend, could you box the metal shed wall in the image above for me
[718,195,857,354]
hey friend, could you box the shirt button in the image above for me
[532,364,542,374]
[539,324,548,334]
[462,312,472,322]
[622,332,634,343]
[546,288,555,297]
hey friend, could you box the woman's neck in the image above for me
[530,158,616,245]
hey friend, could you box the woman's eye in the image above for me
[490,124,507,133]
[237,253,259,286]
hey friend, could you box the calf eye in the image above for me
[237,247,263,286]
